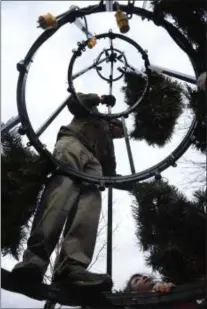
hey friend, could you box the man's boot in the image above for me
[54,264,113,291]
[11,262,44,283]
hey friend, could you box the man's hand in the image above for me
[100,95,116,107]
[152,282,176,293]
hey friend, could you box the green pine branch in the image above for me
[122,72,183,147]
[131,180,206,284]
[1,127,53,259]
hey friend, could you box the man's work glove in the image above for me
[152,282,176,293]
[100,95,116,107]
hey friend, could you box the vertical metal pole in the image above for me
[106,38,114,277]
[105,0,113,12]
[106,186,113,276]
[121,116,136,174]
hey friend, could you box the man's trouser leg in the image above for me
[55,183,102,275]
[18,174,81,276]
[13,136,102,278]
[53,142,103,275]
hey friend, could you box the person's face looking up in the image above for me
[130,274,154,292]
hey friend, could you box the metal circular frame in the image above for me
[16,3,200,187]
[68,31,151,120]
[95,47,127,82]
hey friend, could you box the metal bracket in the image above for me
[69,5,93,38]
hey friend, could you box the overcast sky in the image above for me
[1,1,205,308]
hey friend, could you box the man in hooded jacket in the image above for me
[12,93,124,290]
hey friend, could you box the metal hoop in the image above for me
[95,48,128,82]
[67,31,151,120]
[16,4,200,187]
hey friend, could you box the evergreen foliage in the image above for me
[1,126,52,259]
[131,180,206,284]
[122,72,183,147]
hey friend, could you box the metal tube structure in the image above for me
[2,59,109,138]
[106,37,114,277]
[142,0,148,10]
[72,56,109,80]
[95,48,127,83]
[70,5,93,38]
[121,116,136,174]
[36,57,110,138]
[15,3,199,186]
[73,18,93,38]
[2,3,205,305]
[115,52,137,175]
[108,37,114,114]
[34,57,110,139]
[1,115,20,134]
[107,186,113,276]
[36,99,68,138]
[68,31,151,120]
[105,0,113,12]
[148,64,196,84]
[117,56,196,85]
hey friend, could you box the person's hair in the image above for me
[124,273,142,292]
[124,273,158,292]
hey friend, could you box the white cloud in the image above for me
[1,1,204,308]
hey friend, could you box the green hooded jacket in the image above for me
[56,93,117,176]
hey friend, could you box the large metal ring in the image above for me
[16,4,200,186]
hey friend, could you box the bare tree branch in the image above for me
[178,155,206,193]
[88,242,106,270]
